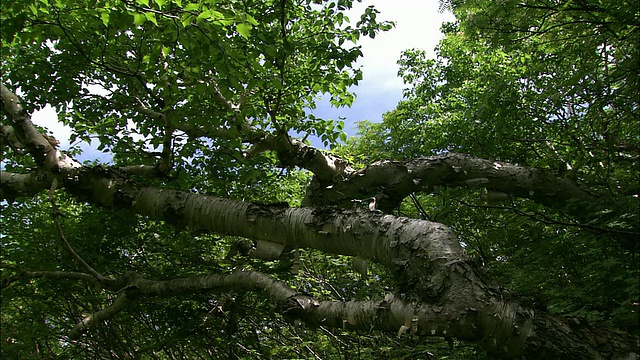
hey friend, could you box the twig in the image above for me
[458,200,639,237]
[69,293,133,340]
[410,193,432,221]
[2,269,98,289]
[48,179,109,283]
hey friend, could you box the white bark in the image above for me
[2,84,637,359]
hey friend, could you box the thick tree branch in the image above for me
[1,124,26,154]
[304,153,597,213]
[57,268,514,352]
[79,270,529,354]
[1,84,56,168]
[245,135,352,183]
[1,84,82,173]
[0,171,51,200]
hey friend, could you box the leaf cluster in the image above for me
[347,0,639,334]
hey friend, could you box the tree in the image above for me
[1,0,638,359]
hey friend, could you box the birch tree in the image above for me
[2,0,638,358]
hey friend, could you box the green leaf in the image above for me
[184,3,199,11]
[181,14,193,27]
[100,12,110,26]
[145,12,158,26]
[133,13,146,26]
[196,8,211,23]
[245,14,258,25]
[28,4,38,15]
[236,23,252,38]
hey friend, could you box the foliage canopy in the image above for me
[350,0,639,335]
[1,0,638,358]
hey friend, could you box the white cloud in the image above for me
[31,105,111,163]
[350,0,455,92]
[250,1,456,148]
[309,0,455,136]
[32,105,72,147]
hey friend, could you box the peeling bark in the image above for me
[53,169,638,358]
[304,153,596,213]
[1,84,638,359]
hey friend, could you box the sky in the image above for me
[312,0,454,136]
[30,0,455,161]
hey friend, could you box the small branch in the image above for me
[458,200,640,237]
[69,293,133,340]
[409,193,432,221]
[49,180,110,283]
[209,78,241,113]
[133,103,164,120]
[1,268,99,289]
[158,110,173,174]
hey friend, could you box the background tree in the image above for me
[2,0,638,359]
[350,0,639,343]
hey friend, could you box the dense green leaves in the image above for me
[2,0,639,358]
[0,1,416,357]
[349,0,639,334]
[1,0,389,173]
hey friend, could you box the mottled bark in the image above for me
[54,170,639,358]
[303,153,596,213]
[1,84,638,359]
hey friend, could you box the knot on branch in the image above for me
[282,295,320,318]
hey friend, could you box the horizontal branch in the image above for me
[64,269,525,355]
[8,264,637,358]
[304,152,596,213]
[61,170,465,279]
[245,135,352,182]
[2,269,99,289]
[0,171,51,200]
